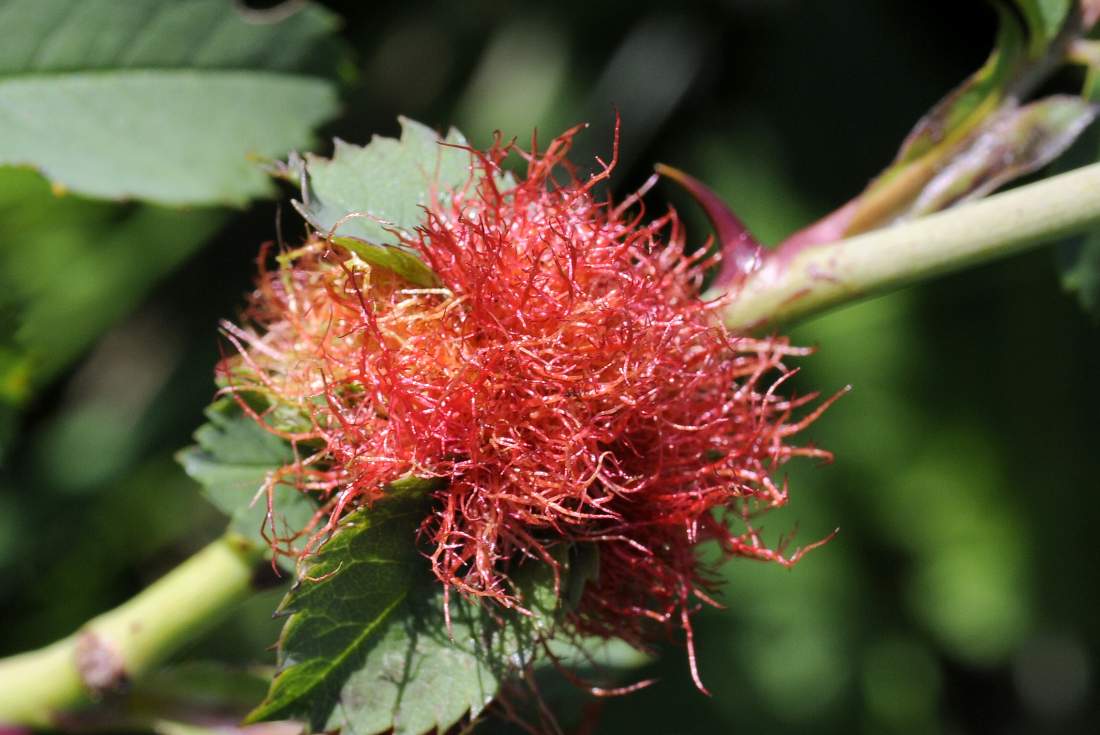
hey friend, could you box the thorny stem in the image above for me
[0,535,261,730]
[714,161,1100,331]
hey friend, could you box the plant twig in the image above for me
[4,161,1100,733]
[0,535,261,729]
[714,161,1100,331]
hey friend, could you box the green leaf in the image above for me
[0,0,343,206]
[832,2,1089,236]
[543,636,653,673]
[289,117,479,287]
[294,117,472,245]
[250,494,573,735]
[176,398,317,557]
[0,73,337,206]
[332,236,441,289]
[908,95,1097,216]
[247,487,483,735]
[889,3,1029,168]
[0,0,343,74]
[842,3,1030,234]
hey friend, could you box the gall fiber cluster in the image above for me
[220,125,834,689]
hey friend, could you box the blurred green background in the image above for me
[1,1,1097,733]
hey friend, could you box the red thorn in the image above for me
[655,163,762,287]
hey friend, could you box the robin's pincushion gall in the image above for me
[220,124,837,690]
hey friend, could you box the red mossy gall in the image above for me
[219,123,840,692]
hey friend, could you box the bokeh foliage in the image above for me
[0,1,1097,733]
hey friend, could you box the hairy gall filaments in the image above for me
[218,124,837,691]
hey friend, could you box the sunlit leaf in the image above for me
[246,487,490,735]
[0,0,343,206]
[294,118,472,245]
[287,117,480,287]
[249,491,575,735]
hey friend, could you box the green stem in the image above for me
[0,535,260,729]
[2,162,1099,731]
[715,161,1100,331]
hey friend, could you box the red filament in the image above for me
[219,124,835,688]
